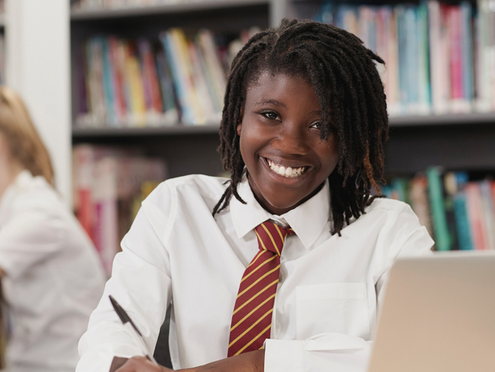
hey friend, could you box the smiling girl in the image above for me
[77,19,433,372]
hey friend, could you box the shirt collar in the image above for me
[230,176,331,249]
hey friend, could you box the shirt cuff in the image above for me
[264,339,303,372]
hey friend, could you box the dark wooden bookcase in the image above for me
[70,0,495,365]
[71,0,495,180]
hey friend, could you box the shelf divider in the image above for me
[70,0,270,20]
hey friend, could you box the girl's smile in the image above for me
[237,72,339,215]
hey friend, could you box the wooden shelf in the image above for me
[389,112,495,127]
[72,112,495,140]
[70,0,270,20]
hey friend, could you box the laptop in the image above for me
[368,251,495,372]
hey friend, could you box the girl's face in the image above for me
[237,72,339,215]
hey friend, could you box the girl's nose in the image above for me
[271,125,310,155]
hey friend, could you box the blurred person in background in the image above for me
[0,86,106,372]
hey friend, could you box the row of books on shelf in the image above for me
[71,0,207,10]
[384,167,495,252]
[316,0,495,116]
[75,27,257,128]
[72,144,167,275]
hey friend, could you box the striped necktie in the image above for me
[228,221,295,357]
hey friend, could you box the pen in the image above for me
[109,295,158,364]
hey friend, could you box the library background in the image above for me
[3,0,495,348]
[3,0,495,271]
[1,0,494,366]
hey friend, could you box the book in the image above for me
[449,172,474,250]
[442,172,459,250]
[479,180,495,250]
[155,51,180,125]
[72,145,96,241]
[137,39,164,125]
[160,30,197,125]
[476,0,493,112]
[409,174,434,237]
[426,167,451,251]
[417,2,432,115]
[460,2,475,108]
[125,42,147,127]
[93,156,119,275]
[465,182,489,250]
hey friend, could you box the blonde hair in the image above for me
[0,86,55,186]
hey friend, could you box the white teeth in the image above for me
[267,159,306,178]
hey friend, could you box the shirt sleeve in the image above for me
[264,202,434,372]
[76,185,173,372]
[0,207,65,279]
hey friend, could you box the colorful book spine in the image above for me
[426,167,451,251]
[460,2,474,107]
[448,172,473,251]
[171,28,207,125]
[480,180,495,250]
[155,51,179,125]
[465,182,488,250]
[397,6,408,115]
[417,2,431,115]
[93,156,119,275]
[160,30,196,125]
[125,42,147,127]
[476,0,493,112]
[196,29,227,115]
[101,37,116,126]
[410,174,434,237]
[109,37,126,125]
[405,6,419,114]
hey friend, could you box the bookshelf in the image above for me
[70,0,495,240]
[69,0,495,365]
[70,0,495,176]
[70,0,276,180]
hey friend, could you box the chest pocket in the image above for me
[296,283,370,339]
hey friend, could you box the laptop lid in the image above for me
[368,252,495,372]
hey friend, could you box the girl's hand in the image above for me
[115,350,264,372]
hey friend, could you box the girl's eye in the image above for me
[261,111,280,121]
[310,121,322,130]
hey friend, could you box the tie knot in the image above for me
[254,221,294,256]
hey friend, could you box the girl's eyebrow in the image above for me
[255,99,286,107]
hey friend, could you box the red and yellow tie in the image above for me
[228,221,295,357]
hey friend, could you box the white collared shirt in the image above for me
[0,171,106,372]
[77,174,433,372]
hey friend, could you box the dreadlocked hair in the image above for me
[212,18,389,236]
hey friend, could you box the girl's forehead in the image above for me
[247,70,314,91]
